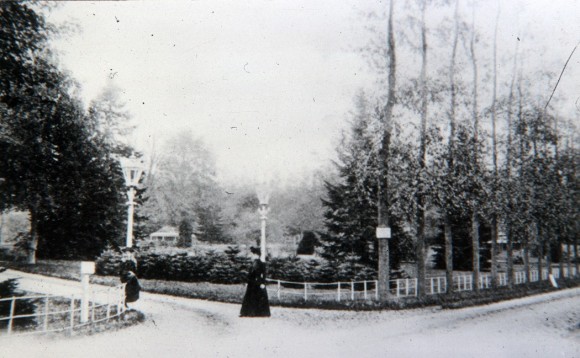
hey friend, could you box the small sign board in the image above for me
[80,261,95,275]
[376,227,391,239]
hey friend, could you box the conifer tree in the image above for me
[320,93,414,273]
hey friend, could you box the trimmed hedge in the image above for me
[95,247,379,284]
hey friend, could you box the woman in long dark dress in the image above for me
[240,247,270,317]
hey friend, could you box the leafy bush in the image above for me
[296,231,319,255]
[95,248,122,276]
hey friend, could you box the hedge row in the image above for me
[95,247,379,284]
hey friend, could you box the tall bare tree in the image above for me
[414,0,430,297]
[377,0,397,299]
[442,0,461,294]
[504,35,520,288]
[468,4,481,292]
[489,2,501,288]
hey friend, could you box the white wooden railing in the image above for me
[0,284,126,336]
[267,266,578,301]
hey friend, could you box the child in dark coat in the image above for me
[122,270,141,308]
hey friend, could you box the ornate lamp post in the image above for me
[257,188,270,262]
[119,156,144,248]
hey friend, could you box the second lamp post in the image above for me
[120,156,144,248]
[257,189,270,262]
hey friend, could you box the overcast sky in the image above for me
[46,0,579,184]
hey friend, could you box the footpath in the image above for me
[1,269,579,358]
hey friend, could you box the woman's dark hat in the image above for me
[250,246,261,255]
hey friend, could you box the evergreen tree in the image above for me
[320,93,414,272]
[178,212,194,247]
[197,204,228,243]
[0,3,132,260]
[296,231,319,255]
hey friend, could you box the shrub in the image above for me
[95,248,380,285]
[0,277,36,330]
[95,248,122,276]
[296,231,319,255]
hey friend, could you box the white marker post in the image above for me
[80,261,95,323]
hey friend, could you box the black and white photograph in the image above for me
[1,0,579,357]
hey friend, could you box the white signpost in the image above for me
[80,261,95,323]
[376,227,391,239]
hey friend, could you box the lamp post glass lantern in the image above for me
[120,156,144,248]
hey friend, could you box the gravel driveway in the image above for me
[1,270,579,358]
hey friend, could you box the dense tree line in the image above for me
[319,0,579,296]
[0,3,133,261]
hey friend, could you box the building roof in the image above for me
[150,226,179,237]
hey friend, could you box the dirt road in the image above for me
[1,270,579,358]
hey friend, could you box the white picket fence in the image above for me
[267,266,579,301]
[0,284,126,337]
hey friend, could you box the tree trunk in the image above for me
[558,241,564,279]
[27,207,38,264]
[444,0,459,296]
[444,217,453,294]
[575,239,579,277]
[471,213,480,292]
[469,5,480,293]
[546,241,553,279]
[566,243,571,278]
[377,0,396,301]
[536,225,543,281]
[415,0,428,298]
[505,35,519,289]
[506,225,514,288]
[489,1,500,289]
[524,244,530,283]
[490,216,498,287]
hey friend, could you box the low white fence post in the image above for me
[351,282,354,301]
[374,280,378,301]
[43,296,49,332]
[106,288,111,321]
[304,283,308,301]
[80,261,94,323]
[277,280,281,300]
[69,296,75,331]
[7,297,15,335]
[117,285,123,315]
[337,282,341,302]
[363,281,368,300]
[396,279,400,297]
[90,288,95,322]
